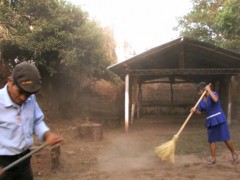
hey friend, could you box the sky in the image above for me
[67,0,192,59]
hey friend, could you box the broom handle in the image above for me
[175,89,207,137]
[2,143,48,173]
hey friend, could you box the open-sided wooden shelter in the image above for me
[107,37,240,131]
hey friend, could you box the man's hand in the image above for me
[44,131,63,146]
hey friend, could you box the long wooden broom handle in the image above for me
[1,143,48,173]
[175,89,207,137]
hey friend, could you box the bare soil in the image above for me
[33,115,240,180]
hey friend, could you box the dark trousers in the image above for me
[0,150,33,180]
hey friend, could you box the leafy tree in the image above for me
[0,0,119,118]
[175,0,240,52]
[1,0,117,81]
[215,0,240,51]
[0,6,11,85]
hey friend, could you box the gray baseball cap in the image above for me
[12,61,42,94]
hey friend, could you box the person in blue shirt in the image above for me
[0,61,63,179]
[191,82,238,165]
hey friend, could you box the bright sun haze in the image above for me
[67,0,192,61]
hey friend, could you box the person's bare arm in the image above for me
[190,107,202,115]
[205,84,218,102]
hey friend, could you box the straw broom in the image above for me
[155,89,207,164]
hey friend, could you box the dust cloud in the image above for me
[97,133,157,173]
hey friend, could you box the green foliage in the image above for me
[0,0,117,81]
[216,0,240,37]
[215,0,240,51]
[0,0,120,118]
[175,0,240,52]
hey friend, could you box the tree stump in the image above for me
[31,144,61,176]
[91,123,103,141]
[79,122,103,141]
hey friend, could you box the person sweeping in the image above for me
[190,82,239,165]
[155,83,207,163]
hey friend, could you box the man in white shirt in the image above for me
[0,61,63,180]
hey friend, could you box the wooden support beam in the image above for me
[125,74,130,132]
[137,83,142,119]
[170,83,173,105]
[130,76,138,124]
[126,68,240,76]
[227,76,233,125]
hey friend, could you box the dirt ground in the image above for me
[33,115,240,180]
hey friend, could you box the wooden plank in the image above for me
[126,68,240,75]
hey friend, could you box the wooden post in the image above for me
[125,74,130,132]
[169,76,174,105]
[137,83,142,119]
[130,76,138,124]
[31,144,61,175]
[227,76,233,125]
[170,82,173,105]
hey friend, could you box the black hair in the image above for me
[196,82,207,92]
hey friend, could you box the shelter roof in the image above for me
[108,37,240,84]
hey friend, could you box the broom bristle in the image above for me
[155,135,178,164]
